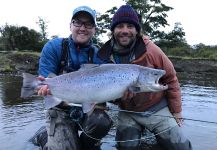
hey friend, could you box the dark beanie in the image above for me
[111,5,140,32]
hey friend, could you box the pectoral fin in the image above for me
[129,86,141,93]
[44,95,62,109]
[47,73,57,78]
[82,103,96,115]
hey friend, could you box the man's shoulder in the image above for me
[48,37,64,44]
[91,44,100,52]
[43,38,65,50]
[41,38,66,57]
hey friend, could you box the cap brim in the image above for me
[72,11,96,25]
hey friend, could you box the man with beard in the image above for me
[97,4,193,150]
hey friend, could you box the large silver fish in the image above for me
[21,64,168,110]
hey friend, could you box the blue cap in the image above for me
[72,6,96,25]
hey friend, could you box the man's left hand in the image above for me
[173,112,184,127]
[121,90,136,100]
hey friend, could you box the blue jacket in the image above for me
[38,36,102,77]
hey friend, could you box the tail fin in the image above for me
[21,73,38,98]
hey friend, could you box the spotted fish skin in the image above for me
[21,64,168,108]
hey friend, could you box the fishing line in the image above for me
[77,122,179,143]
[71,103,217,143]
[183,122,217,129]
[105,107,217,125]
[78,106,217,144]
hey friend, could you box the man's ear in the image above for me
[92,26,97,35]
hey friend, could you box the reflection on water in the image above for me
[0,75,45,150]
[178,72,217,150]
[0,73,217,150]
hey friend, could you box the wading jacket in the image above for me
[38,35,100,77]
[97,36,182,113]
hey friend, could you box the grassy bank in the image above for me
[0,49,217,75]
[0,51,39,74]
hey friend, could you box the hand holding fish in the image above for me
[173,112,184,126]
[37,76,51,96]
[121,90,136,100]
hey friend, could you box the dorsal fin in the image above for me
[47,73,57,78]
[79,64,100,71]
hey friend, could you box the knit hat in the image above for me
[72,6,96,25]
[111,5,140,32]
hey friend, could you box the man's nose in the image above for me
[79,24,86,29]
[122,25,130,31]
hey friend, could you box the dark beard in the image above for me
[112,37,137,56]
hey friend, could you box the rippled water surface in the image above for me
[0,72,217,150]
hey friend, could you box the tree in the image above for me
[0,24,17,50]
[96,0,173,41]
[156,22,188,48]
[95,7,118,46]
[36,17,48,41]
[125,0,173,39]
[0,24,44,51]
[95,0,187,49]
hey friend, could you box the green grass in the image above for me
[11,50,40,57]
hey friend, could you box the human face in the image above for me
[113,23,138,47]
[70,12,96,45]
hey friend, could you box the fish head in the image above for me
[137,67,168,92]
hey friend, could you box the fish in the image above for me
[21,64,168,111]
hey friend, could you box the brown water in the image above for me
[0,72,217,150]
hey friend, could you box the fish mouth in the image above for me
[155,72,168,90]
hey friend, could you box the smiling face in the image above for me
[113,23,138,47]
[70,12,96,45]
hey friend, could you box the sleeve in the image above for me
[158,49,182,113]
[163,55,182,113]
[146,42,182,113]
[38,39,61,77]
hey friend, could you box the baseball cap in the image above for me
[72,6,96,25]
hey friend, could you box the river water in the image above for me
[0,72,217,150]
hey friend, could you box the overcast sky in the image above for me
[1,0,216,46]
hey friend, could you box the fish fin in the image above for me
[44,96,62,109]
[68,103,82,107]
[47,73,57,78]
[82,103,96,114]
[129,86,141,93]
[79,64,100,70]
[21,73,38,98]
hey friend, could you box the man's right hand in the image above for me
[121,89,136,100]
[37,76,51,96]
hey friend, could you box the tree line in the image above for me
[0,17,48,52]
[0,0,216,59]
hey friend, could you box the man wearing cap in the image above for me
[97,5,193,150]
[31,6,112,150]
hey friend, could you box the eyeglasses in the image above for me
[72,20,95,29]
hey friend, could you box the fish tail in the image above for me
[21,73,38,98]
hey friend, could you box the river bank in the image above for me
[0,51,217,75]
